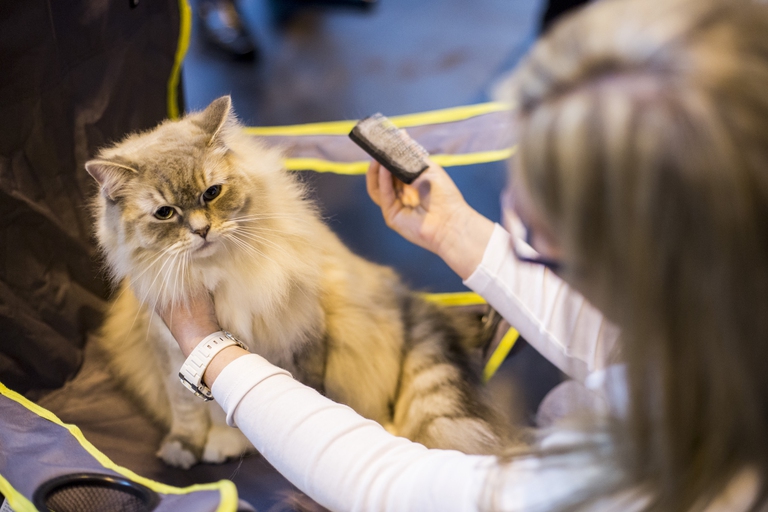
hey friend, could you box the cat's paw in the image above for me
[202,425,256,464]
[156,435,201,469]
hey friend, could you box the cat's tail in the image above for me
[391,295,512,455]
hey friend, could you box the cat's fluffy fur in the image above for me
[86,96,505,468]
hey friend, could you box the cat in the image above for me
[85,96,507,468]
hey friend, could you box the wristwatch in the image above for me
[178,330,247,401]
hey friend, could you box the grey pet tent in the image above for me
[0,383,245,512]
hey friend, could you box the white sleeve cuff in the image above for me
[464,223,513,292]
[211,353,292,427]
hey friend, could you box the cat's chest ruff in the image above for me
[213,278,324,367]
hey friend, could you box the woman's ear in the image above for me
[85,160,138,200]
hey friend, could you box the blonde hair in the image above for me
[512,0,768,509]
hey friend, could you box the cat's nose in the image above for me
[193,225,210,239]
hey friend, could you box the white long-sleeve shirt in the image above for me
[210,224,641,511]
[471,225,621,382]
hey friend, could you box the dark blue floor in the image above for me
[296,164,508,294]
[181,1,563,508]
[183,0,541,293]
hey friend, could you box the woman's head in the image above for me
[513,0,768,507]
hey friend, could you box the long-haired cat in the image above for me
[86,96,507,468]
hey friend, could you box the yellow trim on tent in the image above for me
[247,119,359,138]
[168,0,192,120]
[244,102,512,137]
[285,158,371,175]
[431,147,516,168]
[284,146,516,174]
[422,291,486,307]
[483,328,520,382]
[386,102,513,130]
[0,382,239,512]
[0,471,36,512]
[422,292,516,380]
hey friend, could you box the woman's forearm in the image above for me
[211,354,488,512]
[433,207,496,281]
[463,224,621,381]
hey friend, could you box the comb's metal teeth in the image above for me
[350,113,430,184]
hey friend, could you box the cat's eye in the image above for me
[154,206,175,220]
[202,185,221,202]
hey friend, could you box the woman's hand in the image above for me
[366,159,495,280]
[157,292,220,358]
[157,293,248,387]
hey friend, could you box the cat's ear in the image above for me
[85,159,138,200]
[194,95,234,147]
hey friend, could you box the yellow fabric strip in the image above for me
[285,158,371,175]
[422,292,516,380]
[431,147,516,168]
[421,291,487,306]
[247,119,358,138]
[0,382,238,512]
[483,328,519,382]
[244,102,513,136]
[284,147,516,174]
[0,471,36,512]
[167,0,192,120]
[387,102,512,130]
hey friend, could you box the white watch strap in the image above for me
[178,331,246,401]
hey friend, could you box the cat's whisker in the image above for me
[179,250,189,307]
[140,250,178,307]
[220,237,235,259]
[232,225,291,245]
[230,230,295,259]
[182,250,192,305]
[174,247,189,307]
[171,251,185,307]
[138,240,185,261]
[232,224,287,235]
[171,251,182,309]
[222,237,255,263]
[232,225,297,236]
[225,215,309,227]
[227,234,281,268]
[147,251,181,342]
[123,248,178,344]
[140,248,184,318]
[108,244,180,312]
[225,235,261,258]
[135,242,188,279]
[235,224,307,239]
[228,213,305,221]
[230,231,291,256]
[143,259,173,317]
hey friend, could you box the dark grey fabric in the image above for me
[0,0,183,396]
[0,387,228,511]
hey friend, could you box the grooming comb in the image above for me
[349,113,430,184]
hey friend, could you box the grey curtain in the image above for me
[0,0,185,397]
